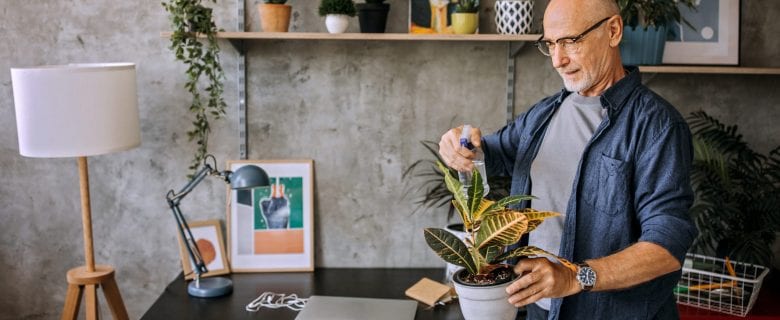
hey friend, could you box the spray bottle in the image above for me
[458,125,489,197]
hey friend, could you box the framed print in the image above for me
[226,159,314,272]
[177,219,230,280]
[662,0,739,65]
[409,0,457,34]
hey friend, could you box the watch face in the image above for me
[578,267,596,286]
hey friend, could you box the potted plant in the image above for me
[356,0,390,33]
[423,162,574,320]
[687,111,780,267]
[617,0,696,65]
[403,140,511,282]
[451,0,479,34]
[162,0,227,172]
[318,0,357,34]
[259,0,292,32]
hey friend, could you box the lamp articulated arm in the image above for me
[166,156,230,280]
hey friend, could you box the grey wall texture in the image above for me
[0,0,778,318]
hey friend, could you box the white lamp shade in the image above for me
[11,63,141,158]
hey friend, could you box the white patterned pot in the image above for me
[495,0,534,35]
[325,14,349,34]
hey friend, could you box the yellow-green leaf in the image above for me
[492,246,577,272]
[523,209,560,233]
[475,210,528,248]
[423,228,477,274]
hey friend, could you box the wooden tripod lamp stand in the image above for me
[11,63,141,319]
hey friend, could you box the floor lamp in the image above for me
[11,63,141,320]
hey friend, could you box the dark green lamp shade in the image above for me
[229,165,270,190]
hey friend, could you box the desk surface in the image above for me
[143,268,779,320]
[141,268,464,320]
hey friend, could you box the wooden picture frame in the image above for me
[177,219,230,280]
[662,0,740,65]
[226,159,315,272]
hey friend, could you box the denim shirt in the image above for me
[482,66,697,320]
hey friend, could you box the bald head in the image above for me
[544,0,619,30]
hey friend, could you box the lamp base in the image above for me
[188,276,233,298]
[62,265,128,320]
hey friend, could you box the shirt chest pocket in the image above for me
[592,154,629,215]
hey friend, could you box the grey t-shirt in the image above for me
[528,92,606,310]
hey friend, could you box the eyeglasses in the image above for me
[534,17,611,57]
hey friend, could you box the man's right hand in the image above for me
[438,125,482,172]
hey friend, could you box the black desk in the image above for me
[142,268,465,320]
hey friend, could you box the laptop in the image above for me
[295,295,417,320]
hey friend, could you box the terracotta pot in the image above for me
[258,3,291,32]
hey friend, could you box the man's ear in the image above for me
[608,15,623,47]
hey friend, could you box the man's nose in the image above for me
[550,47,569,68]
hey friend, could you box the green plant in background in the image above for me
[617,0,696,30]
[318,0,357,16]
[424,162,574,278]
[454,0,479,13]
[162,0,227,172]
[687,111,780,267]
[402,140,510,220]
[264,0,288,3]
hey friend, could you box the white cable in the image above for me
[246,292,308,312]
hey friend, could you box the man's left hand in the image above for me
[505,257,581,307]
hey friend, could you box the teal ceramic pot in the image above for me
[620,25,667,65]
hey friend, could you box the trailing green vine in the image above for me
[163,0,227,171]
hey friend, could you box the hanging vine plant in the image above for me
[163,0,227,171]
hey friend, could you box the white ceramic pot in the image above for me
[452,268,517,320]
[495,0,534,35]
[325,14,349,33]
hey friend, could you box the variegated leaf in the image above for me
[452,200,472,231]
[479,244,503,265]
[492,246,577,272]
[475,210,528,248]
[423,228,477,274]
[471,198,495,223]
[483,195,536,215]
[522,209,560,233]
[466,168,485,218]
[436,161,468,218]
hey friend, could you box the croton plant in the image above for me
[424,162,576,282]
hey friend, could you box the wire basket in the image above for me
[674,253,769,317]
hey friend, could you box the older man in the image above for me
[438,0,697,319]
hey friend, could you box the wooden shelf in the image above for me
[216,31,542,41]
[160,32,780,75]
[160,31,541,42]
[639,65,780,75]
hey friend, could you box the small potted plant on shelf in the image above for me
[356,0,390,33]
[318,0,357,34]
[258,0,292,32]
[687,111,780,267]
[451,0,479,34]
[617,0,696,65]
[423,162,574,320]
[162,0,227,172]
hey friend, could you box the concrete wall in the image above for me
[0,1,777,318]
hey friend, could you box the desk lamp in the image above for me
[11,63,140,319]
[166,155,270,297]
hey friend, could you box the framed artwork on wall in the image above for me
[177,219,230,280]
[409,0,456,34]
[662,0,740,65]
[226,159,315,272]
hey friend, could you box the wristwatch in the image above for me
[575,262,597,292]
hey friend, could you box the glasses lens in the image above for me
[535,41,552,56]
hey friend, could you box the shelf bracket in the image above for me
[237,0,248,160]
[505,42,526,124]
